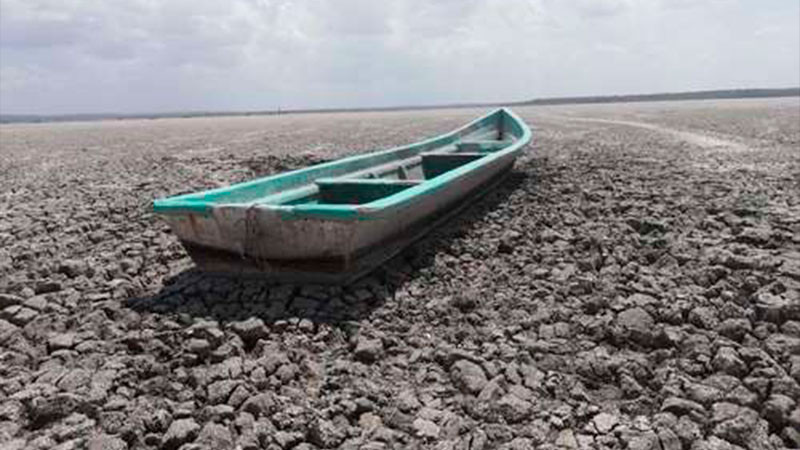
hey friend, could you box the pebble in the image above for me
[689,306,719,330]
[353,337,383,363]
[87,433,127,450]
[661,397,705,417]
[241,393,276,418]
[592,412,619,434]
[58,260,85,278]
[711,347,748,377]
[0,293,23,308]
[555,429,579,448]
[207,380,238,404]
[761,394,795,428]
[716,318,751,341]
[451,359,488,394]
[48,333,77,351]
[34,280,62,295]
[9,306,37,326]
[229,317,268,344]
[497,394,532,423]
[359,412,383,431]
[412,417,440,440]
[161,418,200,450]
[308,419,346,448]
[0,319,19,344]
[614,307,655,346]
[196,422,234,448]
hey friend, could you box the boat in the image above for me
[153,108,533,284]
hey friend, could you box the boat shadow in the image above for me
[125,170,529,329]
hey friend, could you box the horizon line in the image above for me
[2,86,798,124]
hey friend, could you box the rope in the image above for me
[243,203,263,270]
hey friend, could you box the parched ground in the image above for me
[1,98,799,450]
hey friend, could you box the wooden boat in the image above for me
[153,108,532,284]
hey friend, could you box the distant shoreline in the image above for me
[2,87,798,125]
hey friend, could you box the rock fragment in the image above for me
[661,397,705,417]
[307,419,346,448]
[755,292,799,323]
[241,393,277,417]
[353,337,383,363]
[58,260,86,278]
[161,418,200,450]
[87,433,127,450]
[761,394,795,428]
[412,418,440,440]
[230,317,268,345]
[0,293,23,308]
[451,360,488,394]
[592,412,619,434]
[196,422,234,449]
[613,307,655,346]
[711,347,748,377]
[48,332,77,351]
[497,394,532,423]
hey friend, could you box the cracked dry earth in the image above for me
[1,98,799,450]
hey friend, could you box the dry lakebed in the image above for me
[1,98,799,449]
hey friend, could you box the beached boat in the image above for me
[153,108,532,284]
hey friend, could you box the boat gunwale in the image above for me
[153,108,532,221]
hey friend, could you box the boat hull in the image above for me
[172,156,516,284]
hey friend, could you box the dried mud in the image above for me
[1,98,799,450]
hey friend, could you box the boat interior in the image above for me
[153,109,527,213]
[264,131,515,207]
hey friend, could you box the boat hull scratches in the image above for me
[180,164,516,285]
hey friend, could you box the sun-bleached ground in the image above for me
[1,97,799,449]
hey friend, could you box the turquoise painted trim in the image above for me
[315,178,421,186]
[253,185,319,206]
[153,108,532,220]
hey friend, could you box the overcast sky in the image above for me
[1,0,798,115]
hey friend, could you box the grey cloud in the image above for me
[0,0,798,114]
[574,0,632,18]
[313,0,395,36]
[1,0,256,66]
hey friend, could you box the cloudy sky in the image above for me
[1,0,798,114]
